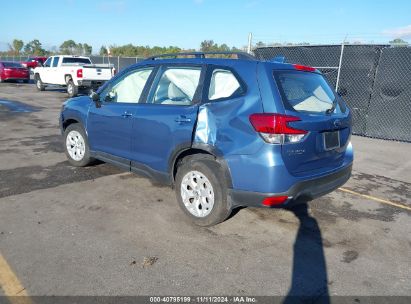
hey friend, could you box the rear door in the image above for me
[274,69,351,175]
[87,66,155,163]
[130,64,204,173]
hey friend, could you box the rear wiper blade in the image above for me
[325,98,337,114]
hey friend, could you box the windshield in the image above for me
[275,71,338,113]
[62,57,91,65]
[3,62,23,68]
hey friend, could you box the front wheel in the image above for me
[64,123,93,167]
[67,80,78,98]
[35,75,45,91]
[175,155,232,226]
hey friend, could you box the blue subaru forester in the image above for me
[60,52,353,226]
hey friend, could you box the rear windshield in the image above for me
[275,71,337,113]
[62,58,91,65]
[2,62,23,68]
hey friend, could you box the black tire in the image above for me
[63,123,93,167]
[23,79,29,84]
[35,75,45,91]
[175,155,232,226]
[67,80,78,98]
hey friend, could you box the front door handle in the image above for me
[175,116,191,124]
[121,112,133,118]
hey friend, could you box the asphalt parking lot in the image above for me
[0,81,410,298]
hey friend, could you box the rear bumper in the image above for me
[2,73,29,80]
[228,163,352,208]
[77,79,107,89]
[2,77,29,81]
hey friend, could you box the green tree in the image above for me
[389,38,408,46]
[83,43,92,55]
[60,40,77,54]
[11,39,24,55]
[200,40,216,51]
[24,39,46,55]
[99,46,108,55]
[76,43,84,55]
[255,41,266,48]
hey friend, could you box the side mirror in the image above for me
[90,91,101,107]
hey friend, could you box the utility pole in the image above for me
[335,36,347,92]
[247,32,253,54]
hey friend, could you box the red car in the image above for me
[21,56,47,69]
[0,61,30,83]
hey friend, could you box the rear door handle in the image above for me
[175,116,191,124]
[121,111,133,118]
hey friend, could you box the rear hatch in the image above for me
[274,68,351,176]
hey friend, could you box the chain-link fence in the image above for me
[254,44,411,142]
[2,48,410,142]
[0,55,144,72]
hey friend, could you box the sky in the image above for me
[1,0,411,52]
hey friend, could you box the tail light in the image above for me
[77,69,83,78]
[293,64,316,72]
[262,196,289,206]
[249,113,307,144]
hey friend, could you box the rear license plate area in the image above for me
[323,131,340,150]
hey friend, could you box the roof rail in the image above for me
[145,51,256,61]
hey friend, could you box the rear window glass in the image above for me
[62,58,91,64]
[275,71,337,113]
[208,69,243,100]
[2,62,23,68]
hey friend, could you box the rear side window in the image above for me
[275,71,337,113]
[208,69,243,100]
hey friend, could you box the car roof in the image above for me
[135,51,311,71]
[133,57,299,72]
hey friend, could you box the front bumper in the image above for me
[228,163,352,208]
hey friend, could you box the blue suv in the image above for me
[60,52,353,226]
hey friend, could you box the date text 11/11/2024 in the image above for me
[149,296,257,303]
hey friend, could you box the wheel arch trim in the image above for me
[169,143,233,188]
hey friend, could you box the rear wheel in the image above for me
[175,155,232,226]
[67,80,78,98]
[35,75,45,91]
[64,123,93,167]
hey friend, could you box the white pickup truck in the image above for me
[33,55,115,97]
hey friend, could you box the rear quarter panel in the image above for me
[193,61,265,156]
